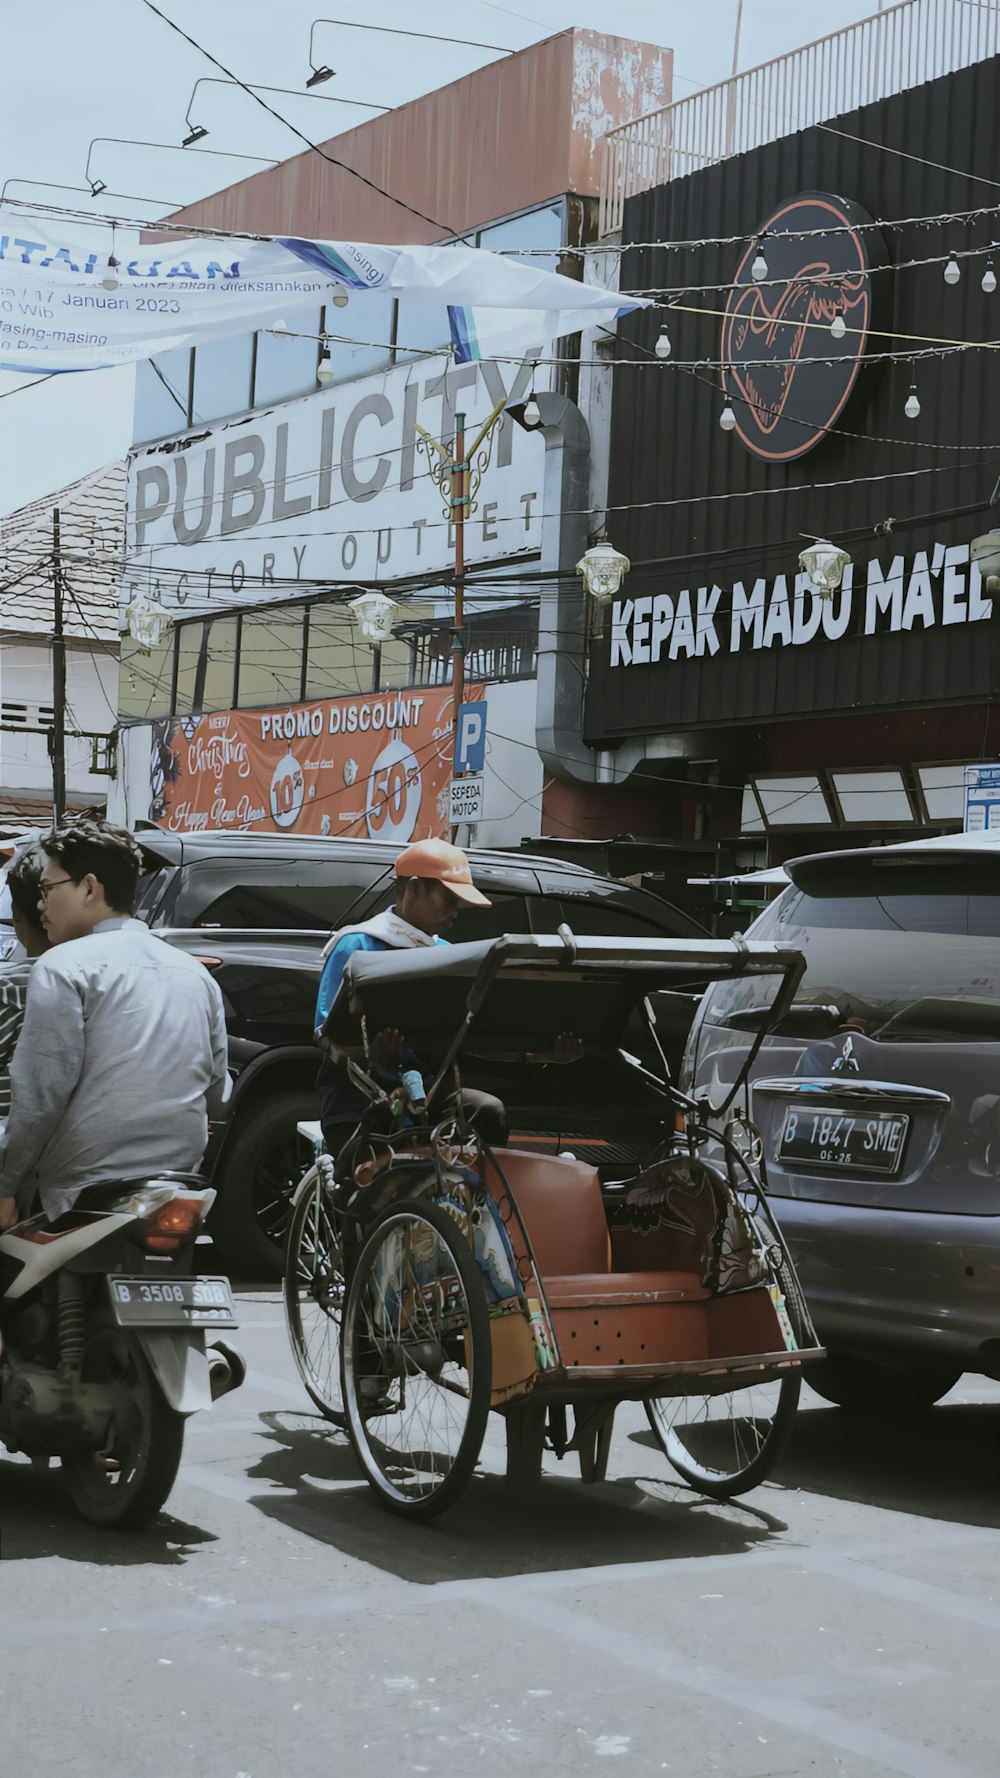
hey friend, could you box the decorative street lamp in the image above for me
[971,529,1000,592]
[576,539,631,606]
[798,538,852,602]
[348,590,399,643]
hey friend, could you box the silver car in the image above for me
[682,839,1000,1410]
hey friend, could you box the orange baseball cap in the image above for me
[395,837,491,907]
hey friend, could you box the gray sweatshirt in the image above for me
[0,917,229,1220]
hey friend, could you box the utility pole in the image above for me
[51,506,67,823]
[451,412,467,751]
[415,400,511,840]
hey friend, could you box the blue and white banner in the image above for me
[0,210,646,373]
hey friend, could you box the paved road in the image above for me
[3,1293,998,1778]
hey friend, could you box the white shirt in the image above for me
[0,918,229,1219]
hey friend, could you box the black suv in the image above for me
[134,828,703,1276]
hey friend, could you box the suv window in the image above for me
[368,880,533,945]
[134,867,169,923]
[704,886,1000,1041]
[174,858,390,930]
[556,898,674,939]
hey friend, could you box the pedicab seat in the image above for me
[481,1149,711,1368]
[543,1274,709,1308]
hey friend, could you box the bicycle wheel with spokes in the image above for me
[340,1197,492,1519]
[646,1369,800,1499]
[284,1163,346,1424]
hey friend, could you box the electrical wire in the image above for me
[311,16,516,53]
[139,0,452,236]
[9,192,1000,252]
[117,452,1000,578]
[813,119,1000,193]
[0,373,59,401]
[622,234,1000,300]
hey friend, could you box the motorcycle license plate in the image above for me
[108,1275,237,1328]
[778,1106,909,1175]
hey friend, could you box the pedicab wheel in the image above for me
[340,1197,492,1520]
[647,1235,809,1498]
[284,1163,346,1425]
[645,1369,800,1499]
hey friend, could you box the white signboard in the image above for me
[123,354,544,616]
[449,774,484,826]
[609,542,993,666]
[964,763,1000,832]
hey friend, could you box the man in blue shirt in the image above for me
[315,837,491,1150]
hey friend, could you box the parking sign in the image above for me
[455,700,488,775]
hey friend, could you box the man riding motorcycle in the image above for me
[0,819,230,1230]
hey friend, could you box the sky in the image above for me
[0,0,884,518]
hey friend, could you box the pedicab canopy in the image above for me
[324,931,806,1067]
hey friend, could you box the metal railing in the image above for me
[404,604,539,688]
[600,0,1000,235]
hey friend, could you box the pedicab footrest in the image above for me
[544,1270,711,1368]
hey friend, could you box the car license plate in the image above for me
[778,1106,910,1175]
[108,1275,237,1328]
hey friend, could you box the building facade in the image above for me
[112,29,673,848]
[568,41,1000,865]
[0,462,122,835]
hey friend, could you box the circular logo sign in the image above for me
[720,192,885,463]
[269,749,305,829]
[365,736,422,842]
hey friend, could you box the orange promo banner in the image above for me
[149,684,481,842]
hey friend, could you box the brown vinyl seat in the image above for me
[481,1148,611,1277]
[479,1149,734,1367]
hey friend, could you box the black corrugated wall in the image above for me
[588,55,1000,742]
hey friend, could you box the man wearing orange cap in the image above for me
[314,837,492,1147]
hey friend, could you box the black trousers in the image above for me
[320,1086,508,1167]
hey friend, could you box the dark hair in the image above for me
[7,845,47,937]
[42,820,143,915]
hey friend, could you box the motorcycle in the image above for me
[0,1172,245,1529]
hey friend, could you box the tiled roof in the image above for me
[0,461,125,645]
[0,796,105,839]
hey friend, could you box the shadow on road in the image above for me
[631,1396,1000,1530]
[0,1458,218,1564]
[242,1409,786,1583]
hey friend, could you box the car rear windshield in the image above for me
[703,886,1000,1041]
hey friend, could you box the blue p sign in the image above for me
[455,699,488,774]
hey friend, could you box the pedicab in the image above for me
[283,929,823,1519]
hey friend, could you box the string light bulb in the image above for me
[101,255,120,292]
[830,312,846,340]
[271,318,289,334]
[316,346,333,385]
[904,382,921,420]
[719,401,737,432]
[331,284,349,309]
[523,390,541,427]
[983,260,997,294]
[750,241,768,282]
[654,324,672,360]
[944,255,961,285]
